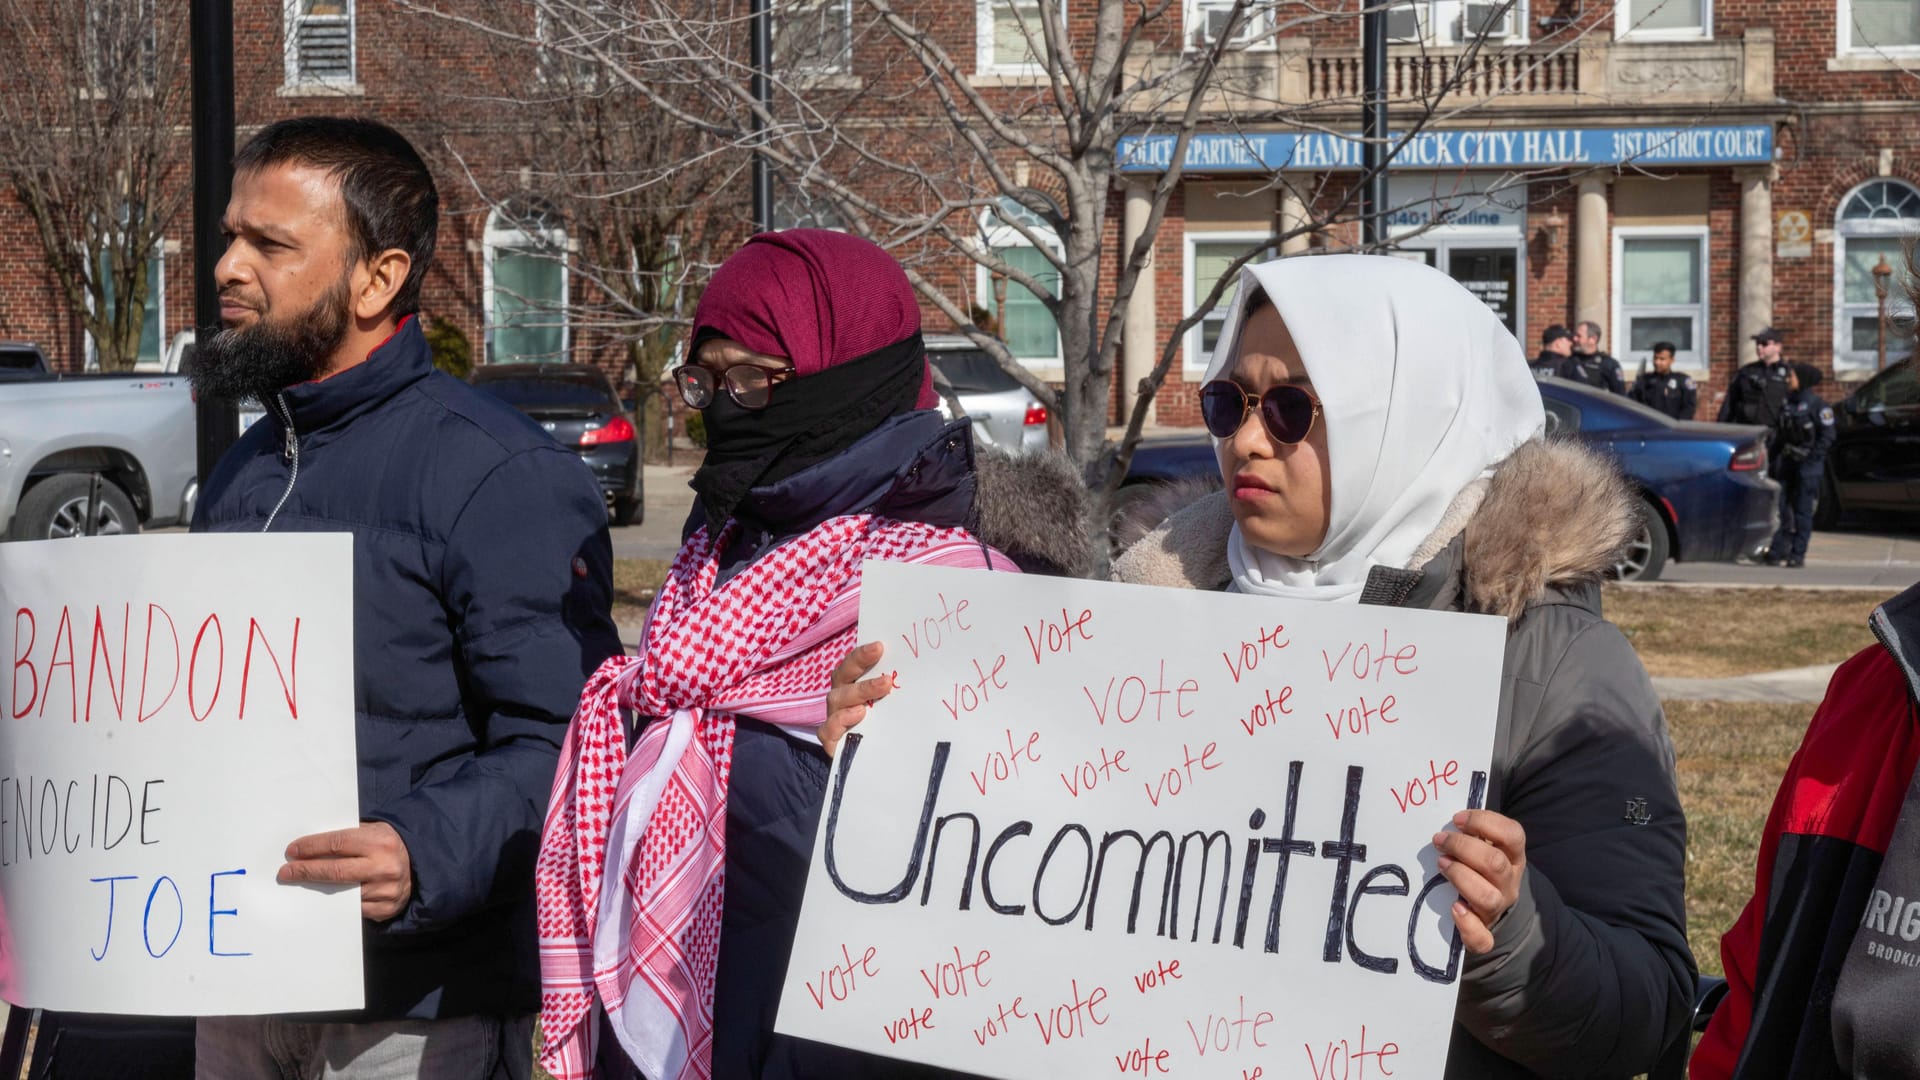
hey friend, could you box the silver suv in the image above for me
[925,335,1050,456]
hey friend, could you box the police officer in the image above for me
[1764,362,1838,568]
[1532,324,1574,379]
[1566,320,1627,394]
[1719,326,1793,438]
[1630,341,1698,420]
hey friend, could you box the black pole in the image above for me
[191,0,238,487]
[1360,2,1388,246]
[749,0,773,232]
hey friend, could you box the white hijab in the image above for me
[1205,253,1546,603]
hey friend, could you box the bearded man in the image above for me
[190,117,621,1079]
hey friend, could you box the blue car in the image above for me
[1122,376,1778,580]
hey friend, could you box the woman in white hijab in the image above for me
[824,254,1692,1076]
[1094,253,1692,1078]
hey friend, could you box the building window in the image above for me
[977,199,1061,370]
[86,0,158,90]
[978,0,1064,73]
[1841,0,1920,53]
[775,0,853,74]
[1612,227,1709,373]
[1187,0,1273,49]
[1834,179,1920,372]
[88,249,164,370]
[1184,233,1271,370]
[1615,0,1709,39]
[1387,0,1528,45]
[485,207,569,364]
[284,0,355,86]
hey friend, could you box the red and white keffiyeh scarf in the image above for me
[536,513,1012,1080]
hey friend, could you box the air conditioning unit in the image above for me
[1385,1,1423,41]
[1462,1,1515,40]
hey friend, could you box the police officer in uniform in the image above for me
[1532,324,1574,379]
[1765,362,1838,568]
[1567,320,1627,394]
[1719,326,1793,441]
[1630,341,1698,420]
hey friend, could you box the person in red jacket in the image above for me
[1692,577,1920,1078]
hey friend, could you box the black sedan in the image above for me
[471,363,643,525]
[1816,359,1920,528]
[1123,377,1777,581]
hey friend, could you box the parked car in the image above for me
[1121,376,1778,581]
[470,363,643,525]
[0,368,197,540]
[0,341,52,382]
[1816,358,1920,528]
[925,335,1050,455]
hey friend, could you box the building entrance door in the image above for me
[1400,243,1523,339]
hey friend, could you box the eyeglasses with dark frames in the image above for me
[671,361,795,411]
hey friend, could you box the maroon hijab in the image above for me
[692,229,936,408]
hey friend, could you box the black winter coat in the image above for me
[194,317,623,1020]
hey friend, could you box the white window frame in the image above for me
[774,0,855,75]
[483,209,571,364]
[976,202,1063,377]
[84,245,165,372]
[1832,178,1920,373]
[1838,0,1920,56]
[1184,0,1275,51]
[1610,225,1711,375]
[1612,0,1711,40]
[1387,0,1530,46]
[283,0,356,87]
[976,0,1067,76]
[1183,231,1272,372]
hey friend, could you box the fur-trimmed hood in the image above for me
[1112,438,1638,622]
[972,447,1094,578]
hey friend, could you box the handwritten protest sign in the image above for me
[0,534,363,1014]
[777,561,1507,1078]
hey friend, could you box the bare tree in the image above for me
[405,0,1623,558]
[393,1,749,461]
[0,0,189,371]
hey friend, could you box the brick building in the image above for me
[2,1,1917,430]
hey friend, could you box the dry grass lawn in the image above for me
[1668,700,1814,976]
[1606,585,1880,678]
[612,557,672,627]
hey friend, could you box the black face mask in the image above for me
[690,333,927,536]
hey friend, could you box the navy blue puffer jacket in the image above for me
[193,317,623,1020]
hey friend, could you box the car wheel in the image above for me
[1813,468,1840,530]
[612,496,643,527]
[10,474,139,541]
[1610,499,1670,582]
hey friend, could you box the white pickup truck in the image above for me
[0,340,198,540]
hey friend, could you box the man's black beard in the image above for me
[190,281,350,403]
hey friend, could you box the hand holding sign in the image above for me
[822,641,896,759]
[280,821,413,922]
[1434,808,1528,954]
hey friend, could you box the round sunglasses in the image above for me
[671,361,794,410]
[1199,379,1322,444]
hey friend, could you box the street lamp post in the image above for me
[190,0,238,486]
[749,0,773,232]
[1875,253,1894,370]
[1359,0,1388,246]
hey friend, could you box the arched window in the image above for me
[976,198,1062,371]
[484,204,569,364]
[1834,179,1919,372]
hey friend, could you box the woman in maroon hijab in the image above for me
[539,231,1011,1080]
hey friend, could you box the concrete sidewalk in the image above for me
[1651,662,1840,704]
